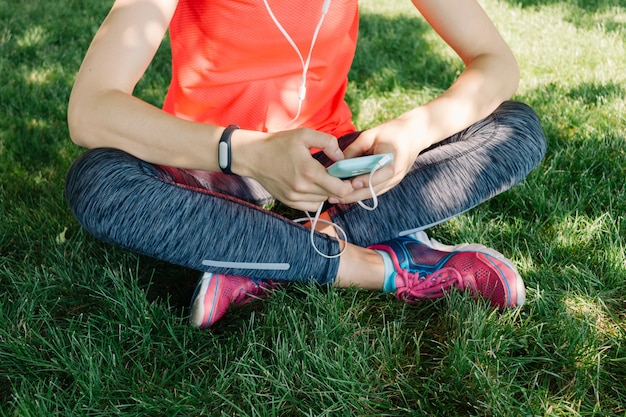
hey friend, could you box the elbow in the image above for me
[67,90,95,148]
[67,112,85,148]
[505,52,520,100]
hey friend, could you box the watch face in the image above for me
[218,126,238,173]
[218,141,230,169]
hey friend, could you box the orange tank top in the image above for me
[163,0,359,138]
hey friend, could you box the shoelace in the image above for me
[232,280,276,306]
[294,157,389,258]
[395,267,463,301]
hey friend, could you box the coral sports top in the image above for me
[163,0,359,138]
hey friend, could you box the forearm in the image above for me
[68,88,262,171]
[398,52,519,148]
[67,87,352,210]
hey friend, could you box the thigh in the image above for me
[329,101,547,247]
[64,148,341,283]
[413,100,546,173]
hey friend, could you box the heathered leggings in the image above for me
[65,101,546,284]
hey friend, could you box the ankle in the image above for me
[375,250,396,292]
[335,245,385,290]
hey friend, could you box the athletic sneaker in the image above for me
[189,272,273,328]
[369,231,525,308]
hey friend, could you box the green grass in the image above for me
[1,0,625,415]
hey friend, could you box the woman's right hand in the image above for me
[233,128,354,212]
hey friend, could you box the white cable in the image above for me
[263,0,330,123]
[357,168,380,211]
[294,201,348,259]
[357,153,391,211]
[264,1,388,257]
[294,155,390,258]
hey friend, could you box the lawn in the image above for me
[1,0,625,415]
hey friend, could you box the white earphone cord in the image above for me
[294,157,388,259]
[263,0,331,123]
[265,0,382,258]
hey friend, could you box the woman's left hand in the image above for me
[328,116,432,205]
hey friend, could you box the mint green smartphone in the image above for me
[327,153,393,179]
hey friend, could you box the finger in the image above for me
[333,187,383,205]
[342,131,375,159]
[349,164,394,189]
[299,130,345,163]
[332,167,397,204]
[343,179,395,204]
[282,194,329,212]
[279,174,346,211]
[316,170,356,199]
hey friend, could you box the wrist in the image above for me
[397,107,435,148]
[227,128,268,178]
[217,125,239,174]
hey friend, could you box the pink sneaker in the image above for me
[189,273,273,328]
[369,231,525,308]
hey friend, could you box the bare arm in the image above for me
[336,0,520,203]
[67,0,351,210]
[67,0,223,170]
[402,0,520,141]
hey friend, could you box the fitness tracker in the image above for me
[217,124,239,174]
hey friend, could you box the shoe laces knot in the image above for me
[395,267,463,302]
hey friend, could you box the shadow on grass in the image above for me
[3,0,624,321]
[566,81,626,106]
[503,0,625,8]
[352,11,461,88]
[347,11,462,117]
[500,0,626,39]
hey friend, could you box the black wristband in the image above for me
[217,124,239,174]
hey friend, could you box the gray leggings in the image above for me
[65,101,546,284]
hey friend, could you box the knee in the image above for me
[66,148,122,205]
[65,148,143,234]
[498,101,548,162]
